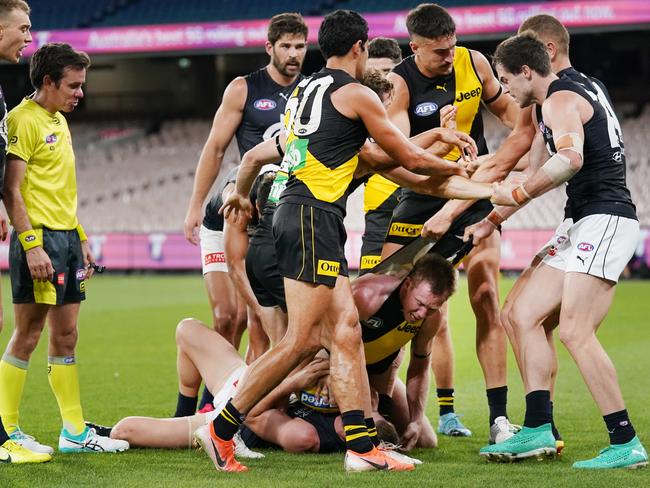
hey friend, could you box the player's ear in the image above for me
[265,40,274,57]
[409,40,417,54]
[546,41,557,62]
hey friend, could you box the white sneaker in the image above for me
[59,426,129,453]
[379,441,423,465]
[489,416,521,444]
[9,427,54,455]
[234,431,265,459]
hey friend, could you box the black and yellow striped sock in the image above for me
[437,388,455,416]
[365,417,379,447]
[342,410,373,454]
[211,400,244,441]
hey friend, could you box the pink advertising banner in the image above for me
[0,229,648,271]
[23,1,650,56]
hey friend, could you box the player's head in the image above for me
[252,169,277,216]
[406,3,456,76]
[367,37,402,75]
[0,0,31,63]
[400,254,457,323]
[30,42,91,113]
[266,13,308,78]
[318,10,369,79]
[362,69,394,107]
[519,14,570,68]
[493,32,551,108]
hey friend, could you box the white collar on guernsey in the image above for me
[260,164,280,174]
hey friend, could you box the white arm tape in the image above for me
[540,151,578,185]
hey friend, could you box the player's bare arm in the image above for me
[184,77,247,244]
[3,155,53,281]
[351,273,405,321]
[333,83,465,177]
[471,50,519,129]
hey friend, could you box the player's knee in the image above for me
[557,325,589,351]
[212,307,237,335]
[470,279,499,313]
[50,326,78,354]
[175,318,202,347]
[284,427,319,453]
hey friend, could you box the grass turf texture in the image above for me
[0,274,649,487]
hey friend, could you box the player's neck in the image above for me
[266,63,299,87]
[552,56,572,74]
[326,57,357,79]
[534,73,559,105]
[32,90,58,114]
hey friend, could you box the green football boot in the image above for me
[479,423,556,462]
[573,436,648,469]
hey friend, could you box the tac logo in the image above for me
[76,268,86,280]
[317,259,339,277]
[204,252,225,265]
[577,242,594,252]
[414,102,438,117]
[455,87,481,102]
[388,222,422,237]
[254,99,277,111]
[363,317,383,329]
[45,133,57,144]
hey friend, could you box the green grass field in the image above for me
[0,274,649,487]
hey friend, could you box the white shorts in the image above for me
[536,218,573,265]
[542,214,639,283]
[199,225,227,274]
[205,365,247,423]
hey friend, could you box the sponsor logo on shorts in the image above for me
[80,281,85,292]
[57,273,65,285]
[45,133,57,144]
[414,102,438,117]
[388,222,422,237]
[577,242,594,252]
[363,317,383,329]
[397,321,422,334]
[548,246,557,257]
[455,87,481,102]
[360,255,381,269]
[317,259,339,277]
[254,99,277,111]
[204,252,225,265]
[556,236,567,244]
[76,268,86,280]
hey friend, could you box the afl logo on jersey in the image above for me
[414,102,438,117]
[577,242,594,252]
[254,99,277,111]
[363,317,383,329]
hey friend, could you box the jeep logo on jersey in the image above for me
[45,133,57,144]
[414,102,438,116]
[254,99,277,111]
[577,242,595,252]
[455,87,481,102]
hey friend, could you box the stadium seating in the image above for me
[74,104,650,233]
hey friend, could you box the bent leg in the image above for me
[204,271,239,343]
[111,413,207,448]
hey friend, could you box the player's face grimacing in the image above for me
[410,34,456,77]
[0,8,32,63]
[271,33,307,77]
[400,278,445,323]
[50,67,86,113]
[496,63,533,108]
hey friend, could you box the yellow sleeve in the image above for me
[7,110,37,163]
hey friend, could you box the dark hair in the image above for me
[368,37,402,63]
[251,170,277,216]
[376,419,399,445]
[493,32,551,77]
[268,12,308,44]
[408,253,457,298]
[30,42,90,89]
[519,14,570,56]
[362,69,393,100]
[0,0,30,16]
[406,3,455,40]
[318,9,368,59]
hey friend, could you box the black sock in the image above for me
[550,401,561,440]
[198,386,214,410]
[365,417,379,447]
[211,400,244,441]
[342,410,373,454]
[174,393,198,417]
[604,409,636,445]
[486,386,508,425]
[378,394,393,421]
[0,416,9,445]
[437,388,455,416]
[523,390,552,428]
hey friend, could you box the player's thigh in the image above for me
[464,232,500,307]
[175,318,244,390]
[559,272,615,340]
[282,278,332,347]
[509,263,564,331]
[203,271,238,316]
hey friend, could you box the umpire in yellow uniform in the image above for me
[0,42,129,454]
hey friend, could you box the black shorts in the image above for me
[246,237,287,312]
[287,404,345,454]
[366,350,400,376]
[359,210,391,276]
[385,196,492,265]
[273,203,348,288]
[9,228,86,305]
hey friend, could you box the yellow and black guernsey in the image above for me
[279,68,368,219]
[7,97,79,230]
[362,285,424,374]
